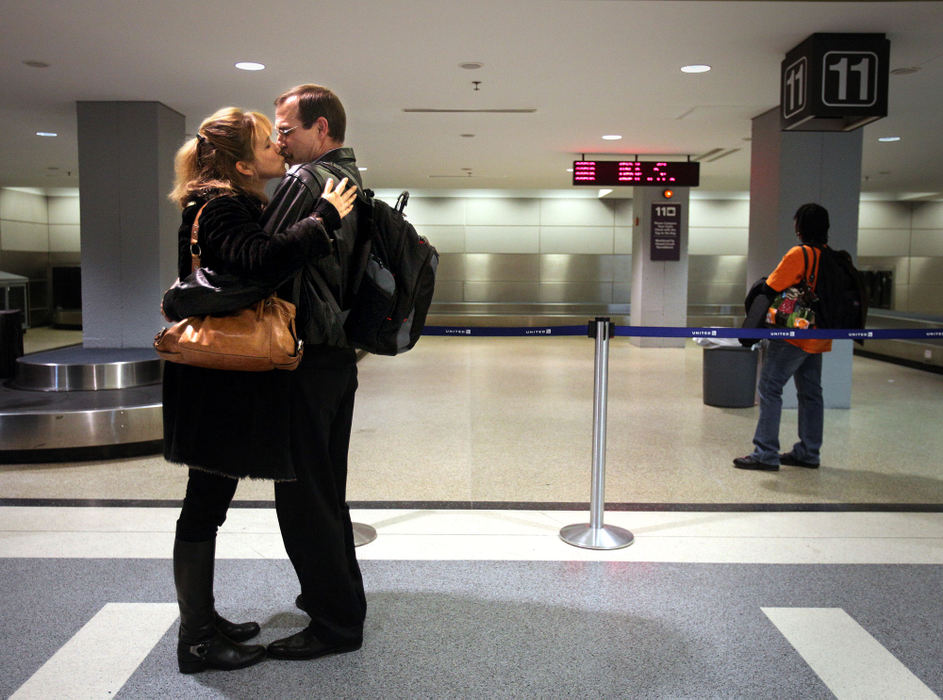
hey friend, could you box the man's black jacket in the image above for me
[260,147,364,347]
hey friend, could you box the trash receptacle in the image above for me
[0,309,24,379]
[702,345,758,408]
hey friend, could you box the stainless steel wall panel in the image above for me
[688,227,748,255]
[911,201,943,229]
[688,255,747,283]
[894,284,909,311]
[464,254,540,282]
[539,226,613,254]
[538,283,613,304]
[614,227,633,253]
[0,189,48,223]
[612,200,634,227]
[859,200,914,229]
[431,280,464,302]
[539,198,614,227]
[908,257,943,288]
[611,255,632,283]
[901,286,942,315]
[464,281,541,303]
[400,198,466,226]
[857,228,911,257]
[912,229,943,257]
[1,220,49,252]
[540,254,617,282]
[465,198,540,226]
[434,253,465,281]
[689,200,751,228]
[420,225,465,253]
[688,282,744,306]
[859,256,909,284]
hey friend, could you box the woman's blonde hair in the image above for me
[168,107,273,208]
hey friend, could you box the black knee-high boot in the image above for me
[173,538,265,674]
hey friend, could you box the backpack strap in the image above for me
[314,160,375,297]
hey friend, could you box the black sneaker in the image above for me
[732,455,779,471]
[780,452,819,468]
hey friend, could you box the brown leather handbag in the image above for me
[154,201,303,372]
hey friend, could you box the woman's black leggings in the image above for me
[176,468,238,542]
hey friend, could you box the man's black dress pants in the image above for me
[275,351,366,645]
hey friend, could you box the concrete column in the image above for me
[630,187,690,348]
[748,107,862,408]
[76,101,183,348]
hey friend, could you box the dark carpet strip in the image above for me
[0,497,941,512]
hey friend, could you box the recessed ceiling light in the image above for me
[459,62,483,70]
[878,136,901,142]
[36,131,57,137]
[566,168,573,173]
[681,64,711,73]
[235,61,265,71]
[23,60,50,68]
[358,167,368,171]
[602,134,622,141]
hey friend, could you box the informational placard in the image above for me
[781,33,889,132]
[651,203,681,261]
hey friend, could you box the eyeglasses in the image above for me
[276,125,299,137]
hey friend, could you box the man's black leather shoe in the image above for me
[267,628,362,660]
[732,455,779,471]
[780,452,819,468]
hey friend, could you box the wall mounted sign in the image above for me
[572,160,700,186]
[651,203,681,261]
[781,33,890,131]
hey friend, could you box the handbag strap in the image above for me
[799,245,820,290]
[189,201,211,273]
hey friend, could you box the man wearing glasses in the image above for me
[260,84,367,661]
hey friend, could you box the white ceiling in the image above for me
[2,0,942,199]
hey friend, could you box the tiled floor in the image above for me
[1,332,941,698]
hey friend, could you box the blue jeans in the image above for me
[751,340,823,465]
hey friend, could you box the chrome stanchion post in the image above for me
[560,317,634,550]
[352,522,377,547]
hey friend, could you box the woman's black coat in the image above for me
[162,192,333,480]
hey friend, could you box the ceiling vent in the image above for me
[693,148,741,162]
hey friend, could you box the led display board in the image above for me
[572,160,700,187]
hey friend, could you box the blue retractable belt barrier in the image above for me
[423,325,943,340]
[423,325,587,337]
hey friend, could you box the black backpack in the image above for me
[319,163,439,355]
[813,246,869,331]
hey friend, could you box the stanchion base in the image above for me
[352,522,377,547]
[559,523,634,550]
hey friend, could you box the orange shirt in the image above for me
[767,245,832,354]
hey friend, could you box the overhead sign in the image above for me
[781,33,890,131]
[572,161,699,187]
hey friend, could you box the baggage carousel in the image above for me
[0,346,162,463]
